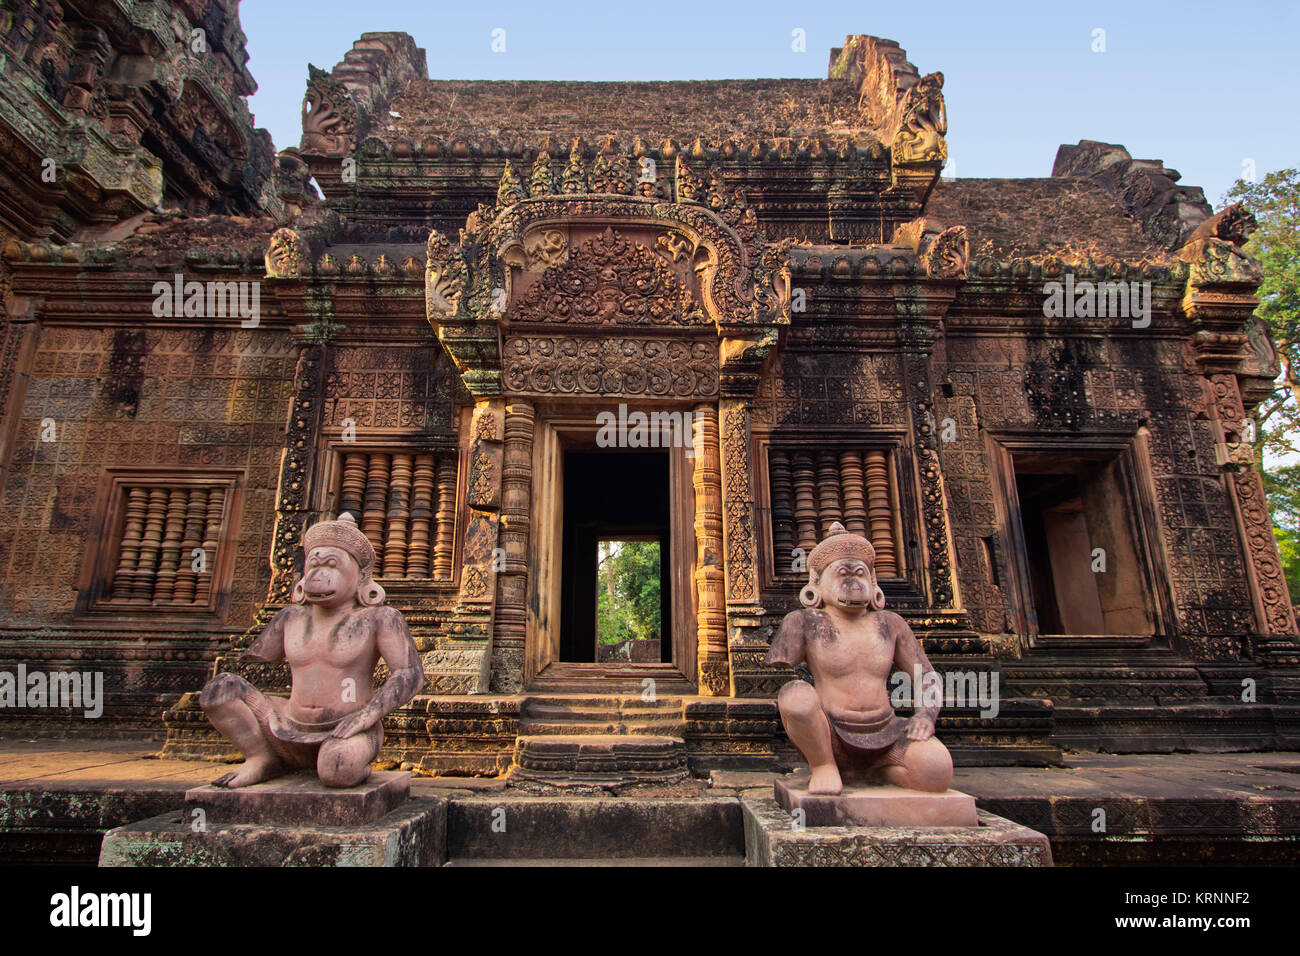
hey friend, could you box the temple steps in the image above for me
[443,795,744,864]
[518,694,687,737]
[509,734,689,788]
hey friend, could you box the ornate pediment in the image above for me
[512,226,707,327]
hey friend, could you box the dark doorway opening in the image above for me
[1012,451,1155,636]
[560,450,672,664]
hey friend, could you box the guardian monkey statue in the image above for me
[766,522,953,794]
[199,513,425,788]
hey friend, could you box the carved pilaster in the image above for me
[426,400,505,693]
[899,318,961,612]
[1182,234,1298,643]
[491,400,534,694]
[1207,373,1298,640]
[265,344,329,608]
[692,403,727,694]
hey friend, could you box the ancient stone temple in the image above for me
[2,8,1297,782]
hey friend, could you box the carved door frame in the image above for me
[526,406,699,688]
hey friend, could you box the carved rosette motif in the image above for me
[502,337,717,396]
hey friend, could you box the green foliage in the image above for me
[596,540,661,646]
[1226,168,1300,601]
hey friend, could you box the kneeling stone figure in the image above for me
[766,521,953,795]
[199,512,425,789]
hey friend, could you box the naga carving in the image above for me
[265,228,309,278]
[301,64,357,157]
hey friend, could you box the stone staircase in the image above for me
[508,694,690,790]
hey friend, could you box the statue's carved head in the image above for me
[291,512,385,608]
[801,521,885,613]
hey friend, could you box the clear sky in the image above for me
[240,0,1299,206]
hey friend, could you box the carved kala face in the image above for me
[300,546,360,607]
[824,557,873,613]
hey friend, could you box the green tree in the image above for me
[596,540,661,646]
[1226,168,1300,600]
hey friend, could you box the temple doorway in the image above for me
[559,451,672,664]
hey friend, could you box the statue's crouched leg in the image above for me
[317,721,384,788]
[199,673,292,788]
[878,736,953,793]
[776,680,843,795]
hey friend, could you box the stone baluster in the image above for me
[433,455,457,579]
[153,488,188,602]
[132,488,169,599]
[195,487,225,605]
[362,452,390,575]
[407,453,436,577]
[816,451,842,535]
[792,451,818,550]
[865,450,897,576]
[113,486,148,599]
[338,451,367,518]
[174,487,208,605]
[385,453,413,578]
[840,450,868,539]
[768,448,795,569]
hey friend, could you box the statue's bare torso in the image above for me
[274,603,392,724]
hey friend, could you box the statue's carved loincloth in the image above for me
[829,712,909,753]
[268,708,346,745]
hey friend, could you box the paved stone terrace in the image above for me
[1,738,1297,864]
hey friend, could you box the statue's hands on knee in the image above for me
[330,701,381,740]
[906,714,935,741]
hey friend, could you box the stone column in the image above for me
[692,402,727,694]
[491,399,534,693]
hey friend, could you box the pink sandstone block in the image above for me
[774,775,979,828]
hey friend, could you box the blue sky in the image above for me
[241,0,1299,206]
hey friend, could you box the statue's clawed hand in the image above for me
[905,715,935,741]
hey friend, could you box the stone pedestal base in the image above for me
[184,771,410,826]
[742,791,1052,866]
[98,772,444,867]
[774,774,979,827]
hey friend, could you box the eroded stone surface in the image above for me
[98,797,445,867]
[742,791,1052,867]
